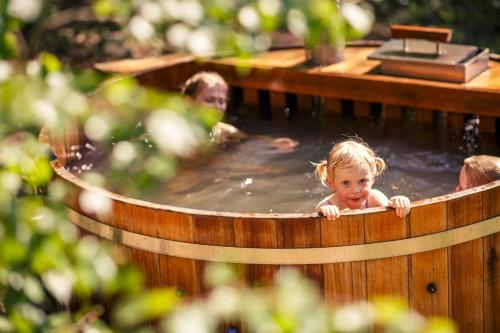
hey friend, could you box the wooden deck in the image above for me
[96,46,500,117]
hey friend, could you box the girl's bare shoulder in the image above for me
[316,194,335,209]
[368,189,389,207]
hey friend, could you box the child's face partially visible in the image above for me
[455,166,469,192]
[194,84,228,115]
[328,162,374,209]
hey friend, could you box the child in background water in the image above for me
[182,71,298,151]
[315,138,411,220]
[455,155,500,191]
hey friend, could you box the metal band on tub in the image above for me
[68,208,500,265]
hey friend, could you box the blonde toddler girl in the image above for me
[315,139,411,220]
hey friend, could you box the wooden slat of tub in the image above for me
[365,210,409,300]
[447,113,464,130]
[244,88,258,105]
[483,185,500,333]
[409,201,448,318]
[383,104,402,119]
[321,214,366,306]
[114,202,163,287]
[234,218,279,287]
[193,215,236,293]
[156,211,199,296]
[353,101,371,118]
[414,108,434,124]
[270,92,285,109]
[480,116,497,133]
[324,97,341,114]
[447,192,484,333]
[297,95,313,112]
[277,218,323,287]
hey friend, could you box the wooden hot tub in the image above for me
[52,47,500,332]
[52,153,500,333]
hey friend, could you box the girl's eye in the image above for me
[360,179,368,184]
[342,181,349,186]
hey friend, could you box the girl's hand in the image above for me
[388,196,411,218]
[318,205,341,220]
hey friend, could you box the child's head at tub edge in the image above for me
[315,139,386,209]
[456,155,500,191]
[182,71,228,115]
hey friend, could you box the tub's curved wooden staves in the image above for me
[52,157,500,333]
[49,47,500,332]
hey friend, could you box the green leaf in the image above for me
[114,288,180,328]
[40,53,62,73]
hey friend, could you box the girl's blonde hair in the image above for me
[181,71,228,98]
[315,139,386,186]
[463,155,500,187]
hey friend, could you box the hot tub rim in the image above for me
[52,159,500,219]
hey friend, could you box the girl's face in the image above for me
[455,166,469,192]
[328,162,375,209]
[194,84,228,115]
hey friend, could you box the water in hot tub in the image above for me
[71,108,499,214]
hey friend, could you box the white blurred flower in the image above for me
[187,28,215,56]
[79,236,100,259]
[79,190,112,216]
[333,302,375,332]
[207,286,240,318]
[147,109,205,157]
[238,6,260,32]
[166,23,191,48]
[275,268,318,315]
[7,0,42,21]
[84,115,110,141]
[94,254,117,281]
[84,328,101,333]
[61,92,87,116]
[8,272,24,291]
[255,33,272,52]
[1,171,21,194]
[169,303,214,333]
[340,3,374,34]
[140,2,163,23]
[112,141,137,167]
[287,9,308,38]
[129,15,155,41]
[42,271,74,304]
[180,0,204,26]
[161,0,181,20]
[32,99,58,126]
[393,310,426,333]
[26,60,41,76]
[46,72,68,87]
[32,207,56,232]
[258,0,281,16]
[0,61,13,83]
[20,304,46,325]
